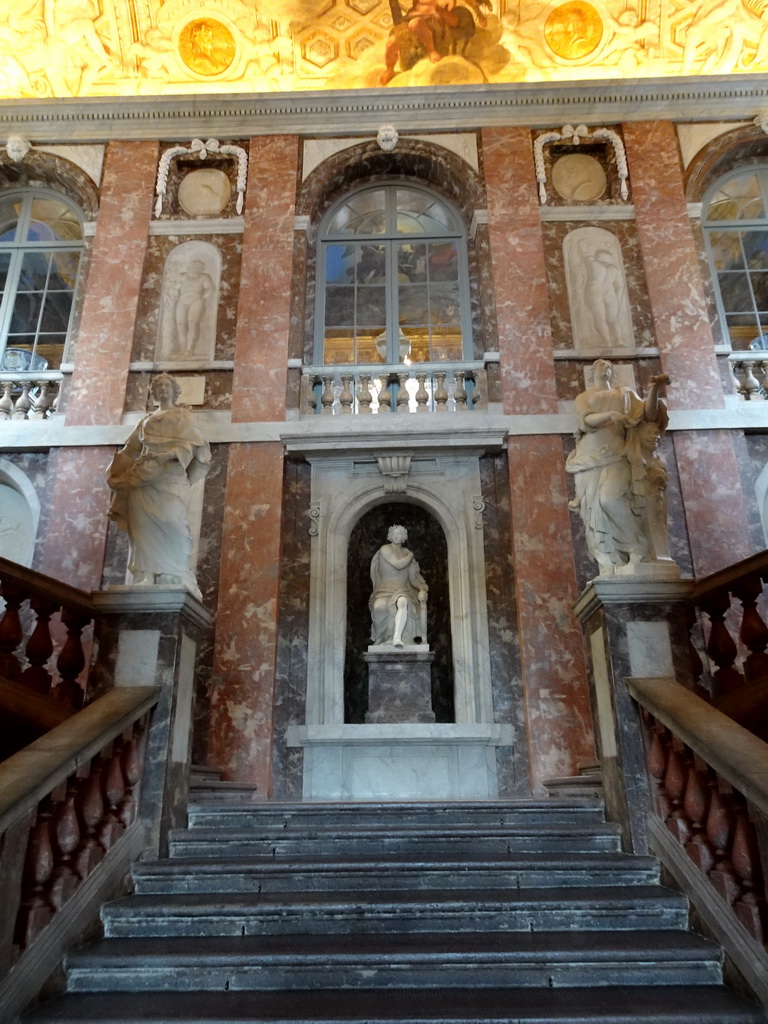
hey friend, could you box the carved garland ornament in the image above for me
[533,124,629,205]
[154,138,248,217]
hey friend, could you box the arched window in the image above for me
[315,184,471,365]
[0,189,84,371]
[703,167,768,351]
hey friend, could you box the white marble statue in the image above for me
[369,524,428,647]
[564,227,634,352]
[566,359,675,577]
[107,374,211,599]
[156,241,219,362]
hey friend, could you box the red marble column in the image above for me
[207,442,285,791]
[483,127,595,793]
[210,136,299,786]
[231,135,299,424]
[623,122,752,573]
[66,140,158,426]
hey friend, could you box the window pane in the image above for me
[706,174,765,221]
[397,243,427,282]
[354,244,386,282]
[35,337,65,369]
[430,326,463,361]
[17,251,51,292]
[325,286,355,327]
[357,329,385,364]
[430,282,461,324]
[325,244,356,285]
[327,191,385,236]
[0,195,21,241]
[0,252,10,296]
[751,272,768,312]
[709,231,742,272]
[49,250,81,289]
[1,344,46,370]
[39,290,74,333]
[357,286,386,326]
[396,189,453,234]
[718,272,752,312]
[428,241,459,281]
[27,198,83,242]
[323,328,356,365]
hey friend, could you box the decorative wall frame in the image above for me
[154,138,248,216]
[533,124,629,205]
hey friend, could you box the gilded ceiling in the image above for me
[0,0,765,99]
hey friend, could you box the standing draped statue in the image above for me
[566,359,676,577]
[107,374,211,598]
[369,525,429,647]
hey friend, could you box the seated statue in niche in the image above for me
[566,359,676,577]
[369,525,429,647]
[107,374,211,599]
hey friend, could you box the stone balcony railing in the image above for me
[728,353,768,401]
[0,373,63,420]
[300,362,488,416]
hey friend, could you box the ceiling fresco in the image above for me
[0,0,766,99]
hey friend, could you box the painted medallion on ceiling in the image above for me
[0,0,766,98]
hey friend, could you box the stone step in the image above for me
[22,985,767,1022]
[185,800,606,829]
[168,823,623,859]
[133,852,660,895]
[65,930,724,992]
[102,886,689,938]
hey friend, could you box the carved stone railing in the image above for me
[687,550,768,735]
[0,687,159,1016]
[0,557,96,713]
[300,362,488,415]
[630,677,768,1000]
[0,373,63,420]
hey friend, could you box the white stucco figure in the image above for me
[107,374,211,598]
[369,524,428,647]
[564,227,634,352]
[566,359,673,576]
[156,241,220,362]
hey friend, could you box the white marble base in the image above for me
[287,724,511,801]
[612,559,681,580]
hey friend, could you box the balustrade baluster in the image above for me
[706,778,740,905]
[0,582,26,680]
[645,719,673,818]
[0,380,14,419]
[358,375,373,414]
[98,749,126,850]
[685,605,708,697]
[731,800,768,943]
[396,373,410,414]
[414,372,429,413]
[434,372,448,412]
[117,728,144,828]
[13,381,32,420]
[30,381,53,420]
[378,374,392,413]
[683,755,715,873]
[664,739,691,843]
[20,596,57,694]
[741,362,762,400]
[74,759,105,878]
[14,801,55,950]
[731,576,768,682]
[54,607,89,709]
[471,370,488,411]
[305,376,318,415]
[339,374,354,414]
[700,591,744,700]
[453,371,467,411]
[320,376,335,415]
[48,778,81,910]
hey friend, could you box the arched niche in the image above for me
[564,226,634,353]
[155,240,221,362]
[0,459,40,567]
[344,502,454,724]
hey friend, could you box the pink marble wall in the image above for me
[231,135,299,424]
[624,121,753,574]
[38,447,113,590]
[483,128,595,792]
[208,442,285,789]
[66,141,158,426]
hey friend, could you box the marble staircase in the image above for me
[23,799,766,1023]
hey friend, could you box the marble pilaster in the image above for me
[208,441,284,791]
[231,135,299,424]
[483,128,595,792]
[623,122,754,575]
[65,141,158,426]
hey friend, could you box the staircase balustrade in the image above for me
[0,375,63,421]
[300,362,487,415]
[0,557,96,711]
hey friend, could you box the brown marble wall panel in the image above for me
[474,222,500,361]
[124,371,234,414]
[554,357,664,406]
[479,453,530,796]
[208,441,284,789]
[131,234,242,364]
[542,221,655,352]
[66,141,158,426]
[508,435,595,792]
[622,122,723,410]
[482,127,558,415]
[231,136,299,424]
[673,430,755,577]
[272,458,311,801]
[37,448,112,590]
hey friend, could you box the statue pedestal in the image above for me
[364,646,435,724]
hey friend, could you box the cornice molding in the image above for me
[2,76,768,142]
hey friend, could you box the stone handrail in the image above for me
[629,675,768,952]
[300,361,488,415]
[0,372,63,420]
